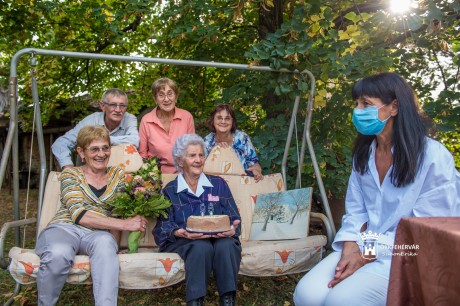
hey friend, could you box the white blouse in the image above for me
[333,137,460,279]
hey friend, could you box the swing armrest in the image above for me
[0,218,37,269]
[310,212,333,249]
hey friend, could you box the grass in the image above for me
[0,189,321,306]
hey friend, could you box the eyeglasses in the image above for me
[157,92,175,100]
[86,145,111,154]
[104,102,128,109]
[215,116,232,122]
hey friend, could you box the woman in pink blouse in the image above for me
[139,78,195,173]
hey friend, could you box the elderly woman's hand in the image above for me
[174,228,211,240]
[212,219,240,238]
[123,215,148,232]
[247,163,264,182]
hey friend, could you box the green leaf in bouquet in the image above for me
[110,156,172,253]
[128,230,142,253]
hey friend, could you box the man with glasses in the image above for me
[52,88,139,169]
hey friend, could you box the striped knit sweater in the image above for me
[49,166,125,231]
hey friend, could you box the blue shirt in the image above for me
[52,112,139,167]
[333,137,460,279]
[204,130,259,173]
[153,174,241,250]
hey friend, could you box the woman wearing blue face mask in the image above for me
[293,72,460,306]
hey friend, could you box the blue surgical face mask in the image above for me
[352,105,391,135]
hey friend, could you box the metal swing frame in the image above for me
[0,48,336,305]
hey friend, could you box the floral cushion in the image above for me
[8,247,185,289]
[240,236,326,276]
[203,146,246,176]
[107,144,143,173]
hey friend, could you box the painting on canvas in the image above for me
[249,188,312,240]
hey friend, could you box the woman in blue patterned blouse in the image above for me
[204,103,264,182]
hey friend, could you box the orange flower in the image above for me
[19,261,39,275]
[125,174,133,183]
[125,144,137,154]
[275,250,294,264]
[73,262,90,271]
[159,258,178,273]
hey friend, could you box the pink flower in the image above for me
[134,186,146,193]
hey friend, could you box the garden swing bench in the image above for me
[0,48,336,306]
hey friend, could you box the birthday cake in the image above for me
[186,215,231,233]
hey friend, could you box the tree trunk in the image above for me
[290,210,298,224]
[262,216,270,231]
[258,0,284,39]
[258,0,285,118]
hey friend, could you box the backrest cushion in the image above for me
[107,144,143,173]
[38,171,61,235]
[217,173,285,240]
[203,146,246,176]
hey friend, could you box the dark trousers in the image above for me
[163,237,242,302]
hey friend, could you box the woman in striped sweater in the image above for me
[35,126,147,306]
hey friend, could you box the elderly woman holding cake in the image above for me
[153,134,242,306]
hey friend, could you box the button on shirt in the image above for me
[51,112,139,168]
[153,173,241,250]
[138,107,195,174]
[332,137,460,279]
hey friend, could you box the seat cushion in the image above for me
[240,235,326,276]
[8,234,326,287]
[8,247,185,289]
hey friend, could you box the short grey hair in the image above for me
[173,134,206,171]
[101,88,128,104]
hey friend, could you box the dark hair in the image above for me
[207,103,237,133]
[351,72,427,187]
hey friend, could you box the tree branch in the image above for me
[333,0,383,30]
[92,14,143,54]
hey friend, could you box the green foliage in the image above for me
[1,0,459,196]
[438,131,460,169]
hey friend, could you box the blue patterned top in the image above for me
[153,174,241,250]
[204,130,259,173]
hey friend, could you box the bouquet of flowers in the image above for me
[111,157,171,253]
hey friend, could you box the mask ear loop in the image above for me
[378,102,394,122]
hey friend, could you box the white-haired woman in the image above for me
[153,134,242,306]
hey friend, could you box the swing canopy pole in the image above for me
[0,48,335,242]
